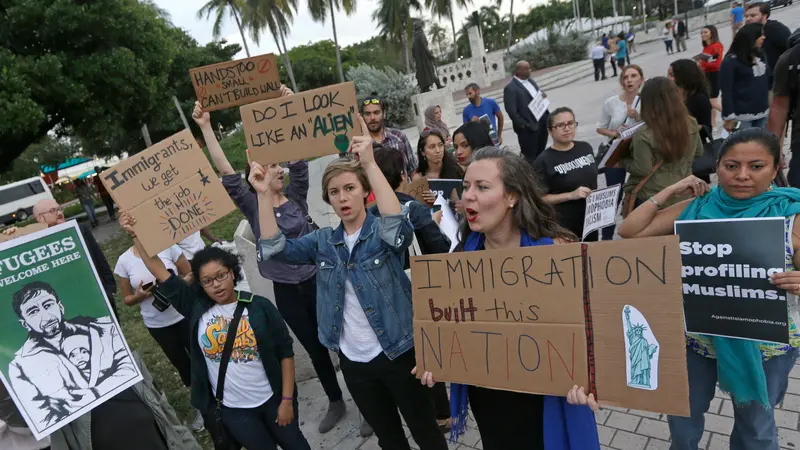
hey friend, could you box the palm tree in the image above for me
[373,0,422,73]
[242,0,300,92]
[428,22,449,58]
[198,0,252,57]
[426,0,472,60]
[308,0,355,83]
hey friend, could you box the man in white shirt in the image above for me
[591,41,607,81]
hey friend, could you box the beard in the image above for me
[36,318,64,339]
[469,97,478,105]
[366,121,382,133]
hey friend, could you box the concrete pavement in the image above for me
[282,5,800,448]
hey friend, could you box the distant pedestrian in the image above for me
[674,18,688,52]
[698,25,724,127]
[75,179,98,227]
[591,40,608,81]
[720,23,770,131]
[94,166,115,220]
[663,22,675,54]
[731,1,745,35]
[744,1,790,91]
[503,60,551,164]
[462,83,504,145]
[605,33,618,76]
[616,33,629,69]
[627,30,636,53]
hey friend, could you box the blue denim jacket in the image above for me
[258,206,415,360]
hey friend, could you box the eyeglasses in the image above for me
[550,121,578,130]
[38,207,63,217]
[200,271,231,287]
[362,98,381,105]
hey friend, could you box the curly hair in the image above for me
[190,247,243,291]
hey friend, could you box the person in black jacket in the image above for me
[668,59,713,132]
[720,23,770,130]
[745,1,790,90]
[503,60,550,165]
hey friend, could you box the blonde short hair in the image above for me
[321,157,372,204]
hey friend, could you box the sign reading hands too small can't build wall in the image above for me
[189,53,282,111]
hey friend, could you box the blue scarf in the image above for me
[449,230,600,449]
[678,186,800,407]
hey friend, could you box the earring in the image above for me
[509,203,515,208]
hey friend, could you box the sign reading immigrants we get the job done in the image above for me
[411,236,691,416]
[100,129,235,256]
[240,82,361,165]
[675,218,789,343]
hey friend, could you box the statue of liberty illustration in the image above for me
[624,305,659,389]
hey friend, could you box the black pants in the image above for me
[600,167,627,241]
[592,59,606,81]
[469,386,544,450]
[147,319,192,387]
[221,395,310,450]
[273,276,343,402]
[431,383,450,420]
[609,56,617,76]
[100,194,115,219]
[517,113,550,166]
[340,350,447,450]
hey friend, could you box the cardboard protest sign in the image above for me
[190,53,281,111]
[675,218,788,343]
[411,235,690,416]
[100,129,235,255]
[240,82,361,165]
[582,184,621,240]
[399,177,430,204]
[0,224,48,243]
[587,236,689,416]
[0,222,142,440]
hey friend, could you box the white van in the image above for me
[0,177,53,224]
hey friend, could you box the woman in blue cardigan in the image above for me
[414,146,600,450]
[719,23,769,131]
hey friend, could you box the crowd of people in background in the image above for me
[7,2,800,449]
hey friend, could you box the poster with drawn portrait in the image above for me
[0,221,142,440]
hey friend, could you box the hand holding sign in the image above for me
[192,101,211,128]
[246,149,274,194]
[668,175,709,199]
[348,114,375,165]
[566,385,599,412]
[571,186,592,201]
[770,272,800,296]
[119,212,137,238]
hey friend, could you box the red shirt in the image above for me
[699,42,724,73]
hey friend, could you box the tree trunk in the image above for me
[274,31,299,92]
[506,0,515,49]
[449,13,459,60]
[329,0,346,83]
[231,6,251,57]
[403,24,411,74]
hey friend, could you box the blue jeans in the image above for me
[220,395,311,450]
[81,200,97,223]
[668,347,798,450]
[739,118,767,129]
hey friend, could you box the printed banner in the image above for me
[675,218,789,343]
[240,82,361,165]
[0,222,143,440]
[411,236,690,416]
[427,179,463,201]
[100,129,235,255]
[582,184,621,240]
[189,53,281,111]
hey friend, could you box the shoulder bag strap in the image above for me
[215,300,247,407]
[624,161,664,216]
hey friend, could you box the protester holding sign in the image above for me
[191,100,351,435]
[121,215,311,450]
[596,64,643,239]
[618,77,703,215]
[412,129,464,207]
[256,116,448,450]
[619,128,800,449]
[414,147,599,449]
[534,107,599,240]
[452,122,494,172]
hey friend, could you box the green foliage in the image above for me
[347,64,418,127]
[505,29,590,72]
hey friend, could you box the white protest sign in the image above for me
[528,91,550,121]
[582,184,622,240]
[434,194,460,252]
[619,121,645,140]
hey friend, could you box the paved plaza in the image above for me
[265,6,800,449]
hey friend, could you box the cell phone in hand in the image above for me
[432,205,442,212]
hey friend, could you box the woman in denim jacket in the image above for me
[255,118,448,450]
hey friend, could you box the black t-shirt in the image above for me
[533,141,598,237]
[686,91,712,131]
[773,49,800,153]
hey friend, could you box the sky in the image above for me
[154,0,528,59]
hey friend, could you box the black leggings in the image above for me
[273,276,343,402]
[147,319,192,387]
[469,386,544,450]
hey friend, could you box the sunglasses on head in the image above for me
[363,98,381,106]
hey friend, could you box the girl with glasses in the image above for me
[534,107,599,240]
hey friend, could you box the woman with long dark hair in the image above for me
[413,129,465,207]
[668,59,713,131]
[414,147,600,450]
[619,128,800,450]
[698,25,724,124]
[720,22,769,130]
[619,77,703,212]
[452,122,494,171]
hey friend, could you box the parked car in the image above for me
[771,0,792,9]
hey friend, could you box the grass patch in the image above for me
[102,208,245,450]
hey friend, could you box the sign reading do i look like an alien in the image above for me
[240,82,362,165]
[99,129,235,256]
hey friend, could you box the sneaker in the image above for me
[318,400,346,433]
[191,409,205,432]
[359,420,373,437]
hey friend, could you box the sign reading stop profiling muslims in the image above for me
[675,218,790,343]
